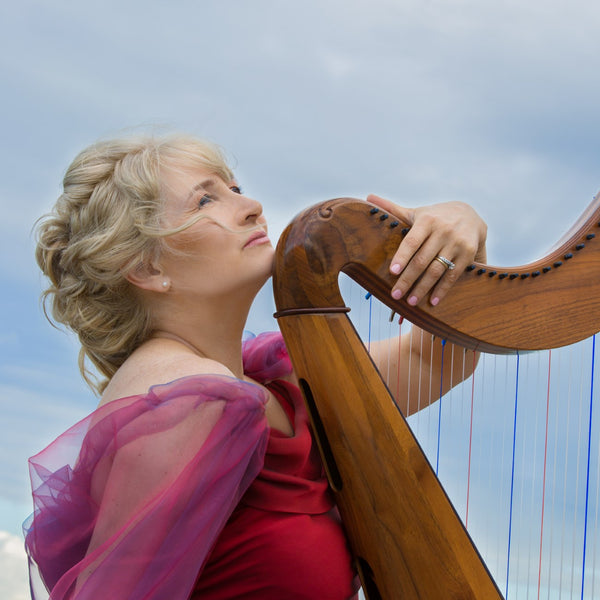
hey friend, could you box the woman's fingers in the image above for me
[366,195,487,306]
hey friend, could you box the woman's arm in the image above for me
[26,377,269,600]
[369,331,479,416]
[366,195,487,414]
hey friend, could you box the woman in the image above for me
[25,134,486,599]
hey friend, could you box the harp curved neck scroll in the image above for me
[272,193,600,599]
[275,193,600,352]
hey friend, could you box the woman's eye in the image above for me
[230,185,242,194]
[198,194,213,208]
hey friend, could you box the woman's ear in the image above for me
[125,261,169,292]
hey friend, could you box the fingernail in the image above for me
[391,289,402,300]
[431,296,439,306]
[390,263,402,275]
[408,295,418,306]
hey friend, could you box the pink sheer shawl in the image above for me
[24,332,292,600]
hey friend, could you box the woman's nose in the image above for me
[239,194,264,223]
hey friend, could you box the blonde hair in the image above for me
[35,133,234,394]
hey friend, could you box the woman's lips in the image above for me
[243,231,270,248]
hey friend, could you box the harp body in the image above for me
[272,194,600,599]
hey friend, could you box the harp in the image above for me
[272,193,600,599]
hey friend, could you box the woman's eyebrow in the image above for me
[185,178,217,201]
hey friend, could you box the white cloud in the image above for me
[0,531,29,600]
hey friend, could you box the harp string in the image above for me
[435,339,447,474]
[591,388,600,599]
[338,274,600,598]
[581,334,596,599]
[465,348,477,528]
[537,350,552,599]
[547,344,563,597]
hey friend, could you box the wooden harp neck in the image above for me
[274,193,600,351]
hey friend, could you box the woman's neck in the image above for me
[150,313,249,378]
[148,285,260,378]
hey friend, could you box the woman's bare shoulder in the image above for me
[99,339,233,407]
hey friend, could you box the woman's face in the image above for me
[158,165,274,300]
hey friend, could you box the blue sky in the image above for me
[1,1,599,598]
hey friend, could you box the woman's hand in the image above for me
[367,194,487,307]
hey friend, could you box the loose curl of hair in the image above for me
[35,134,234,395]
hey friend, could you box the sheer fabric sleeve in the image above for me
[24,375,269,600]
[242,331,293,382]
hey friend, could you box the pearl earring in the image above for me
[162,281,169,289]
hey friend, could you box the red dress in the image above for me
[24,332,359,600]
[193,378,358,599]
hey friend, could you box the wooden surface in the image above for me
[272,193,600,598]
[274,192,600,352]
[278,312,503,599]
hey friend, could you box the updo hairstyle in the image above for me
[35,134,234,394]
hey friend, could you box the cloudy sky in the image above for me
[1,1,599,598]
